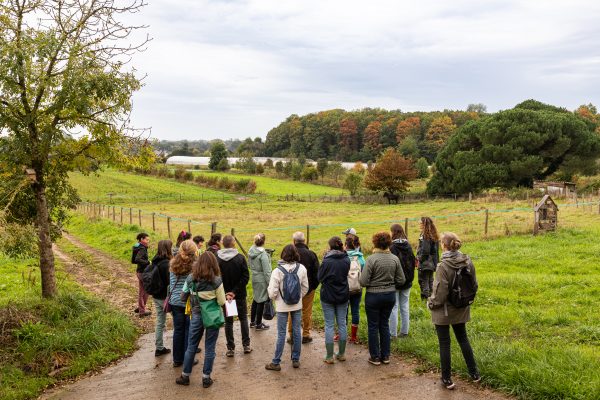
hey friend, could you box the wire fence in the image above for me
[76,199,600,255]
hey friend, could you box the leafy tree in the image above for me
[326,161,346,184]
[396,117,421,143]
[291,162,303,181]
[316,158,329,181]
[398,136,420,160]
[255,163,264,174]
[427,100,600,195]
[466,103,487,113]
[415,158,429,178]
[236,153,256,174]
[264,159,274,168]
[339,118,359,160]
[363,120,382,154]
[364,148,416,194]
[0,0,151,298]
[352,161,366,174]
[216,158,230,171]
[344,172,363,196]
[301,166,319,181]
[426,116,457,152]
[209,141,228,170]
[274,160,284,173]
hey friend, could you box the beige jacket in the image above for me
[267,261,309,312]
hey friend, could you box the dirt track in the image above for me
[44,235,512,400]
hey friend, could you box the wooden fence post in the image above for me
[152,213,156,231]
[306,225,310,246]
[469,192,472,203]
[120,207,123,225]
[129,208,132,225]
[211,222,217,235]
[138,209,142,227]
[231,228,247,257]
[404,218,409,239]
[188,220,192,235]
[484,209,489,237]
[112,206,116,222]
[167,217,172,239]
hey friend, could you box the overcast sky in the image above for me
[127,0,600,141]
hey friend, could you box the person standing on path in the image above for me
[265,245,309,371]
[151,239,173,357]
[428,232,481,390]
[169,240,198,367]
[217,235,251,356]
[359,232,405,365]
[345,236,365,344]
[132,232,152,317]
[417,217,440,299]
[176,251,226,389]
[288,231,319,343]
[318,237,351,364]
[249,233,272,330]
[389,224,416,338]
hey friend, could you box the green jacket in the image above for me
[248,245,272,303]
[428,251,477,325]
[359,249,405,293]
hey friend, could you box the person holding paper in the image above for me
[217,235,251,357]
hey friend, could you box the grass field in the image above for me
[63,212,600,400]
[0,255,138,400]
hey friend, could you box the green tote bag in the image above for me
[200,298,225,329]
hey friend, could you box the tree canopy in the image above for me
[208,141,228,170]
[427,100,600,195]
[364,148,416,194]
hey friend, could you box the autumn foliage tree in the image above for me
[363,120,382,154]
[364,148,416,194]
[426,116,457,152]
[339,117,359,159]
[396,116,421,143]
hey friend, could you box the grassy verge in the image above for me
[0,255,138,400]
[65,214,600,399]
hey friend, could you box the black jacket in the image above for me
[417,236,439,271]
[151,255,171,300]
[318,250,350,305]
[217,249,249,299]
[390,239,416,290]
[295,243,320,293]
[133,244,150,273]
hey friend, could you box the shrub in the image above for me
[301,166,319,181]
[0,220,37,258]
[255,163,264,174]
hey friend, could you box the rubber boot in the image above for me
[336,340,347,361]
[350,324,358,344]
[324,343,335,364]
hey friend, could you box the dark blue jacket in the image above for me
[318,250,350,305]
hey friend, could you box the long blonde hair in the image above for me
[170,239,198,276]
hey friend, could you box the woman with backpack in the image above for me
[389,224,416,338]
[265,244,309,371]
[248,233,272,330]
[428,232,480,390]
[151,240,173,357]
[417,216,440,299]
[318,237,351,364]
[169,239,198,367]
[176,251,226,388]
[345,236,365,344]
[359,232,405,365]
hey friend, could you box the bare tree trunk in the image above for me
[34,182,57,298]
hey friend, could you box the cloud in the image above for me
[126,0,600,140]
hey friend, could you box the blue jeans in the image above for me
[389,288,411,336]
[322,301,348,344]
[273,310,301,364]
[171,305,190,364]
[183,312,219,377]
[348,291,362,325]
[364,291,396,359]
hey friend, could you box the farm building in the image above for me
[166,156,358,170]
[533,180,576,198]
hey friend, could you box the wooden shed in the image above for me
[533,180,576,198]
[533,195,558,235]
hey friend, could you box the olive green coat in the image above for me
[248,245,272,303]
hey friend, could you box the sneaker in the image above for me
[202,377,214,388]
[292,360,300,368]
[173,362,182,367]
[381,356,390,364]
[226,349,235,357]
[470,373,482,383]
[265,362,281,371]
[442,378,455,390]
[175,375,189,386]
[301,336,313,344]
[138,311,151,318]
[399,333,409,338]
[243,346,252,354]
[255,323,269,330]
[154,347,171,357]
[368,357,381,366]
[134,307,139,313]
[250,322,256,328]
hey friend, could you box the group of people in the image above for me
[131,217,481,390]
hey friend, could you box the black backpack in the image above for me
[131,245,141,264]
[448,262,478,308]
[141,263,161,296]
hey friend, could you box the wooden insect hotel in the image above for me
[533,195,558,235]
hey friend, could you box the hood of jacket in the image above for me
[392,238,410,250]
[151,254,169,264]
[248,246,265,259]
[277,260,298,271]
[440,251,470,269]
[346,249,363,258]
[324,249,347,260]
[218,248,239,261]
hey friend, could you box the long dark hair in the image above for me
[328,236,344,251]
[390,223,407,240]
[156,240,173,259]
[192,251,221,282]
[175,230,192,248]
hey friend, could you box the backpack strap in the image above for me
[292,263,300,274]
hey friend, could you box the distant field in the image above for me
[64,213,600,400]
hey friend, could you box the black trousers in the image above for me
[435,323,479,380]
[250,299,266,325]
[225,297,250,349]
[418,269,434,298]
